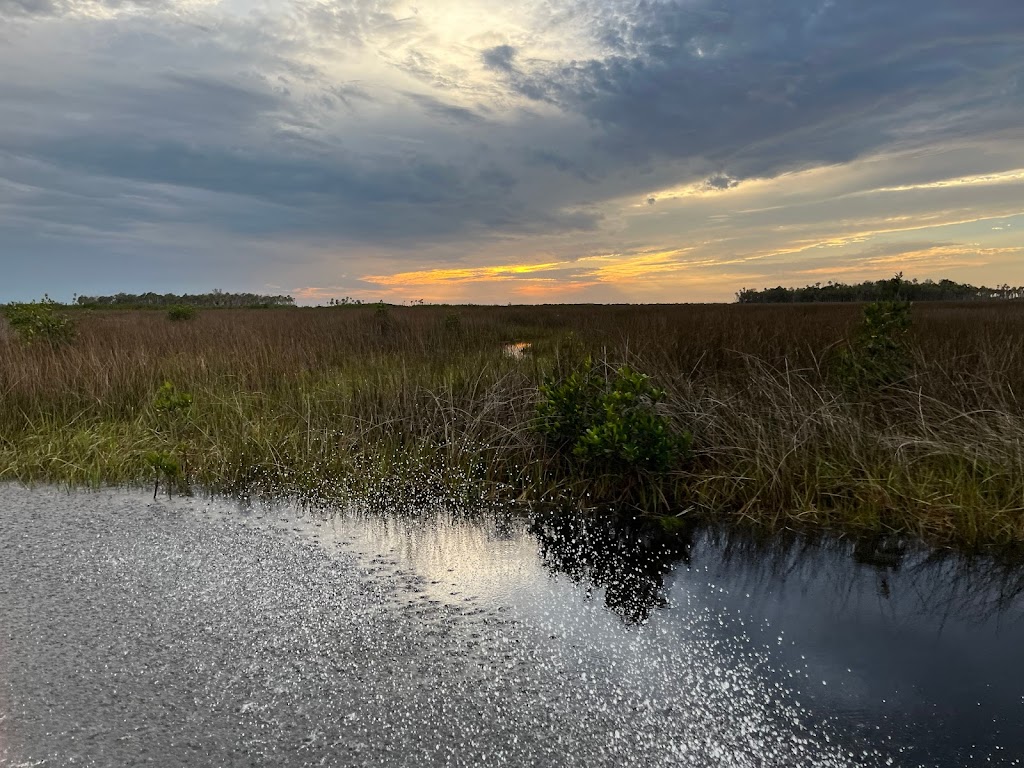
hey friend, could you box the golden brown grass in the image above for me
[2,301,1023,547]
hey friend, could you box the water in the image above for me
[1,485,1022,766]
[503,341,532,359]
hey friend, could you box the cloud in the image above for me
[481,44,517,72]
[0,0,174,18]
[1,0,1023,301]
[404,92,488,124]
[704,174,740,191]
[501,0,1024,181]
[0,0,58,17]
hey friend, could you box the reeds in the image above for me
[2,302,1023,546]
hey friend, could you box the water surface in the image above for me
[2,485,1022,766]
[285,504,1024,766]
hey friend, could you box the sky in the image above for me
[1,0,1023,304]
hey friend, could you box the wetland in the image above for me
[3,301,1024,764]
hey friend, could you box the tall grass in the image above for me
[2,302,1023,546]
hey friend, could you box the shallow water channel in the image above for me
[1,485,1022,766]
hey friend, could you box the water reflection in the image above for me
[529,509,1024,629]
[242,496,1024,765]
[530,511,693,624]
[705,527,1024,625]
[522,511,1024,764]
[503,341,532,359]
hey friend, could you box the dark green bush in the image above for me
[835,299,913,389]
[145,450,180,479]
[373,301,393,335]
[537,363,690,475]
[167,305,197,322]
[444,312,463,335]
[536,366,602,450]
[1,296,75,346]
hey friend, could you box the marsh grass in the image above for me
[2,302,1023,546]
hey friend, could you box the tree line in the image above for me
[735,277,1024,303]
[75,290,295,308]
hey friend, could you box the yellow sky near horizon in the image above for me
[330,153,1024,304]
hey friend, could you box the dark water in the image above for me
[288,505,1024,767]
[2,485,1023,766]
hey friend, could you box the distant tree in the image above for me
[736,275,1023,303]
[76,291,295,308]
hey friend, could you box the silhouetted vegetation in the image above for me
[531,515,1024,624]
[76,289,294,308]
[736,276,1024,303]
[531,509,693,624]
[834,299,913,390]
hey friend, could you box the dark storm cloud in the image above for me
[704,174,739,190]
[8,129,595,245]
[524,149,597,182]
[504,0,1024,181]
[160,73,285,117]
[326,83,375,109]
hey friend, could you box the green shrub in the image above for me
[145,450,182,498]
[836,299,913,389]
[537,363,690,475]
[1,296,75,346]
[575,367,689,472]
[153,381,193,414]
[537,365,603,450]
[149,384,192,495]
[372,301,393,335]
[145,450,180,478]
[167,305,197,322]
[444,312,462,335]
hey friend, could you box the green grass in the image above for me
[2,302,1024,547]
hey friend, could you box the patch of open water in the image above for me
[279,504,1024,766]
[1,485,1022,766]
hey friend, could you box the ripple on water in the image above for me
[1,485,1021,766]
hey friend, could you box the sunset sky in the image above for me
[2,0,1022,304]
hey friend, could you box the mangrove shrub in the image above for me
[537,363,690,476]
[1,296,75,347]
[835,299,913,389]
[167,305,197,322]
